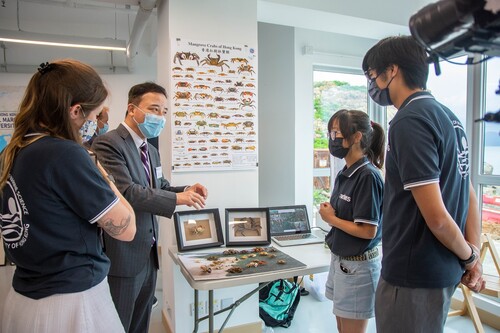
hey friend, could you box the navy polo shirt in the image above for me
[382,91,470,288]
[1,136,118,299]
[325,156,383,257]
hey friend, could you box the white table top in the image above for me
[168,230,332,291]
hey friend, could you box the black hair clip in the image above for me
[37,62,54,75]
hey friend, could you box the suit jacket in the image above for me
[91,124,185,277]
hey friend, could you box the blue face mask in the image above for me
[97,123,109,136]
[368,76,394,106]
[133,105,166,139]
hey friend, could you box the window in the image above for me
[312,69,367,224]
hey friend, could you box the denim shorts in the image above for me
[325,251,381,319]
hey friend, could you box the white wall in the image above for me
[157,1,260,332]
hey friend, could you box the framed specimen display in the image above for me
[173,208,224,252]
[225,208,270,246]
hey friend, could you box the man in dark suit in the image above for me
[92,82,208,333]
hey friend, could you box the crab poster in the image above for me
[177,247,306,281]
[0,86,24,153]
[170,38,258,172]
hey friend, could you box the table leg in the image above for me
[208,290,214,333]
[193,289,199,333]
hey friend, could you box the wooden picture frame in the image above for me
[225,208,271,246]
[173,208,224,252]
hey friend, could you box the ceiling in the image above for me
[0,0,437,72]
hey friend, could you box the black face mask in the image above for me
[328,138,349,159]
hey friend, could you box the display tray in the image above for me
[177,246,306,281]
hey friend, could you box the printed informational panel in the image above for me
[0,86,24,152]
[170,38,258,172]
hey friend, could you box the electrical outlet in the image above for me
[213,298,221,312]
[189,301,208,317]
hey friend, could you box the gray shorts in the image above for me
[325,252,381,319]
[375,277,457,333]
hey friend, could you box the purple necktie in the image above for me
[140,142,151,183]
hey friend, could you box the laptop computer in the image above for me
[269,205,325,247]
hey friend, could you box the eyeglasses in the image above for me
[131,104,167,117]
[328,131,344,140]
[364,69,382,84]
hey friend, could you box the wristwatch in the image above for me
[459,243,477,266]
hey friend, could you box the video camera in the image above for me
[409,0,500,123]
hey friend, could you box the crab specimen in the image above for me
[200,265,212,273]
[200,54,230,71]
[186,129,198,135]
[193,84,210,90]
[173,52,200,65]
[226,87,238,94]
[223,249,240,255]
[253,247,266,253]
[174,91,192,101]
[207,112,220,119]
[227,266,243,274]
[233,217,262,236]
[206,256,219,261]
[240,91,255,98]
[234,81,244,87]
[277,260,287,265]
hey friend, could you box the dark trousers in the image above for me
[108,249,158,333]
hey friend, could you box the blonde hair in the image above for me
[0,59,108,190]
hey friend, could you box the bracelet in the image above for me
[460,243,477,266]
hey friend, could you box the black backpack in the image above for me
[259,278,301,328]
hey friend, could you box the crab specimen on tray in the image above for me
[200,265,212,274]
[200,54,230,71]
[223,249,240,255]
[227,266,243,274]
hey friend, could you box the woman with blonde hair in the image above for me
[0,59,136,333]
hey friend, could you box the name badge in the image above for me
[156,166,163,179]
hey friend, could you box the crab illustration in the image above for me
[173,52,200,65]
[216,106,226,110]
[186,129,198,136]
[231,145,242,150]
[245,113,255,118]
[231,57,249,64]
[221,122,240,129]
[172,66,183,72]
[242,121,254,130]
[208,123,219,128]
[245,145,256,151]
[174,91,192,101]
[207,112,219,119]
[175,81,192,89]
[186,67,196,72]
[220,115,231,119]
[200,54,230,71]
[174,120,181,126]
[213,96,225,102]
[189,111,206,119]
[226,87,238,94]
[245,83,256,88]
[193,84,210,90]
[221,138,231,143]
[239,98,255,109]
[196,120,207,129]
[234,81,244,87]
[226,97,239,102]
[237,64,255,75]
[212,86,224,93]
[194,93,213,100]
[240,91,255,98]
[173,111,188,118]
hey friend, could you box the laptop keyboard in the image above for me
[274,234,313,241]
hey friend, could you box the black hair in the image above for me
[128,81,167,105]
[328,109,385,169]
[362,35,429,90]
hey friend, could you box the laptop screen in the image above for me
[268,205,311,236]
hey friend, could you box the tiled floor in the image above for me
[149,284,499,333]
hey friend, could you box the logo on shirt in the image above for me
[453,120,469,179]
[0,175,29,249]
[339,193,351,202]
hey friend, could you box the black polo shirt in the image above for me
[382,91,470,288]
[325,156,383,257]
